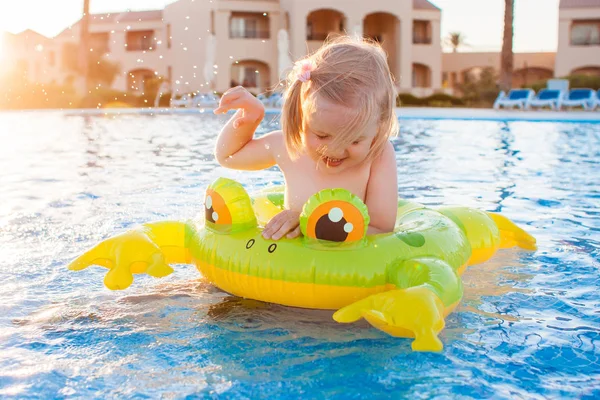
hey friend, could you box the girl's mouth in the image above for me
[324,156,344,167]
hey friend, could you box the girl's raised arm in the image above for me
[214,86,276,170]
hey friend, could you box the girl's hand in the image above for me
[213,86,265,129]
[262,210,302,240]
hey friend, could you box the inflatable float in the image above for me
[69,177,536,351]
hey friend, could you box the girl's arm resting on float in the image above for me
[365,141,398,234]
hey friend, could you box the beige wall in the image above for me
[556,6,600,76]
[1,31,64,86]
[442,52,556,91]
[164,0,212,93]
[2,0,444,97]
[52,16,169,93]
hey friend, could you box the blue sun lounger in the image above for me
[560,88,595,110]
[527,89,563,110]
[493,89,535,110]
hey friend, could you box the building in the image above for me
[1,0,599,99]
[442,52,556,92]
[556,0,600,77]
[442,0,600,92]
[1,0,443,96]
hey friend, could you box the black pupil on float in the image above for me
[315,214,348,242]
[206,205,215,223]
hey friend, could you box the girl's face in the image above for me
[301,95,377,174]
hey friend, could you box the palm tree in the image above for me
[499,0,514,92]
[446,32,467,53]
[79,0,90,94]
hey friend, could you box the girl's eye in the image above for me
[352,140,361,145]
[316,134,328,140]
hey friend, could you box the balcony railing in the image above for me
[230,29,270,39]
[126,31,156,51]
[126,41,156,51]
[413,36,432,45]
[570,37,600,46]
[307,32,330,41]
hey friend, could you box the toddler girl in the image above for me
[214,36,399,240]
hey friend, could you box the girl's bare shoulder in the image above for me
[263,130,293,166]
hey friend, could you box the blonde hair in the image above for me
[281,36,398,160]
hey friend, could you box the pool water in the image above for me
[0,110,598,398]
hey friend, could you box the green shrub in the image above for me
[396,92,465,107]
[530,74,600,91]
[396,93,425,106]
[425,93,465,106]
[79,87,138,108]
[0,79,79,110]
[565,74,600,90]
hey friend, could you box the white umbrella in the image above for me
[277,29,293,80]
[203,34,217,89]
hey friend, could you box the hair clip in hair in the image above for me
[296,60,316,83]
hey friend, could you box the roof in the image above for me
[118,10,163,22]
[8,29,50,45]
[14,29,49,40]
[559,0,600,8]
[89,13,119,23]
[84,9,163,25]
[413,0,441,11]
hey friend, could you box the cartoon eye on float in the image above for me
[205,188,232,225]
[204,178,258,233]
[301,189,369,243]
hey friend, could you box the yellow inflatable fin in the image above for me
[68,221,192,290]
[486,212,537,251]
[333,286,446,352]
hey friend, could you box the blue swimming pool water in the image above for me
[0,110,598,399]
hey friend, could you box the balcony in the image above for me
[570,20,600,46]
[230,28,269,39]
[413,35,432,45]
[90,32,110,54]
[126,30,156,52]
[229,13,270,40]
[307,32,330,41]
[413,20,432,45]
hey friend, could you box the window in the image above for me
[229,13,269,39]
[126,30,156,51]
[571,20,600,46]
[243,67,257,87]
[90,32,109,53]
[413,20,432,44]
[167,24,171,49]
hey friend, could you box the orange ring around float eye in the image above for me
[305,200,365,242]
[205,189,232,225]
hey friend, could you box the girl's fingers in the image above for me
[214,92,244,114]
[272,219,299,240]
[286,226,301,239]
[262,220,278,239]
[215,98,248,115]
[262,212,288,239]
